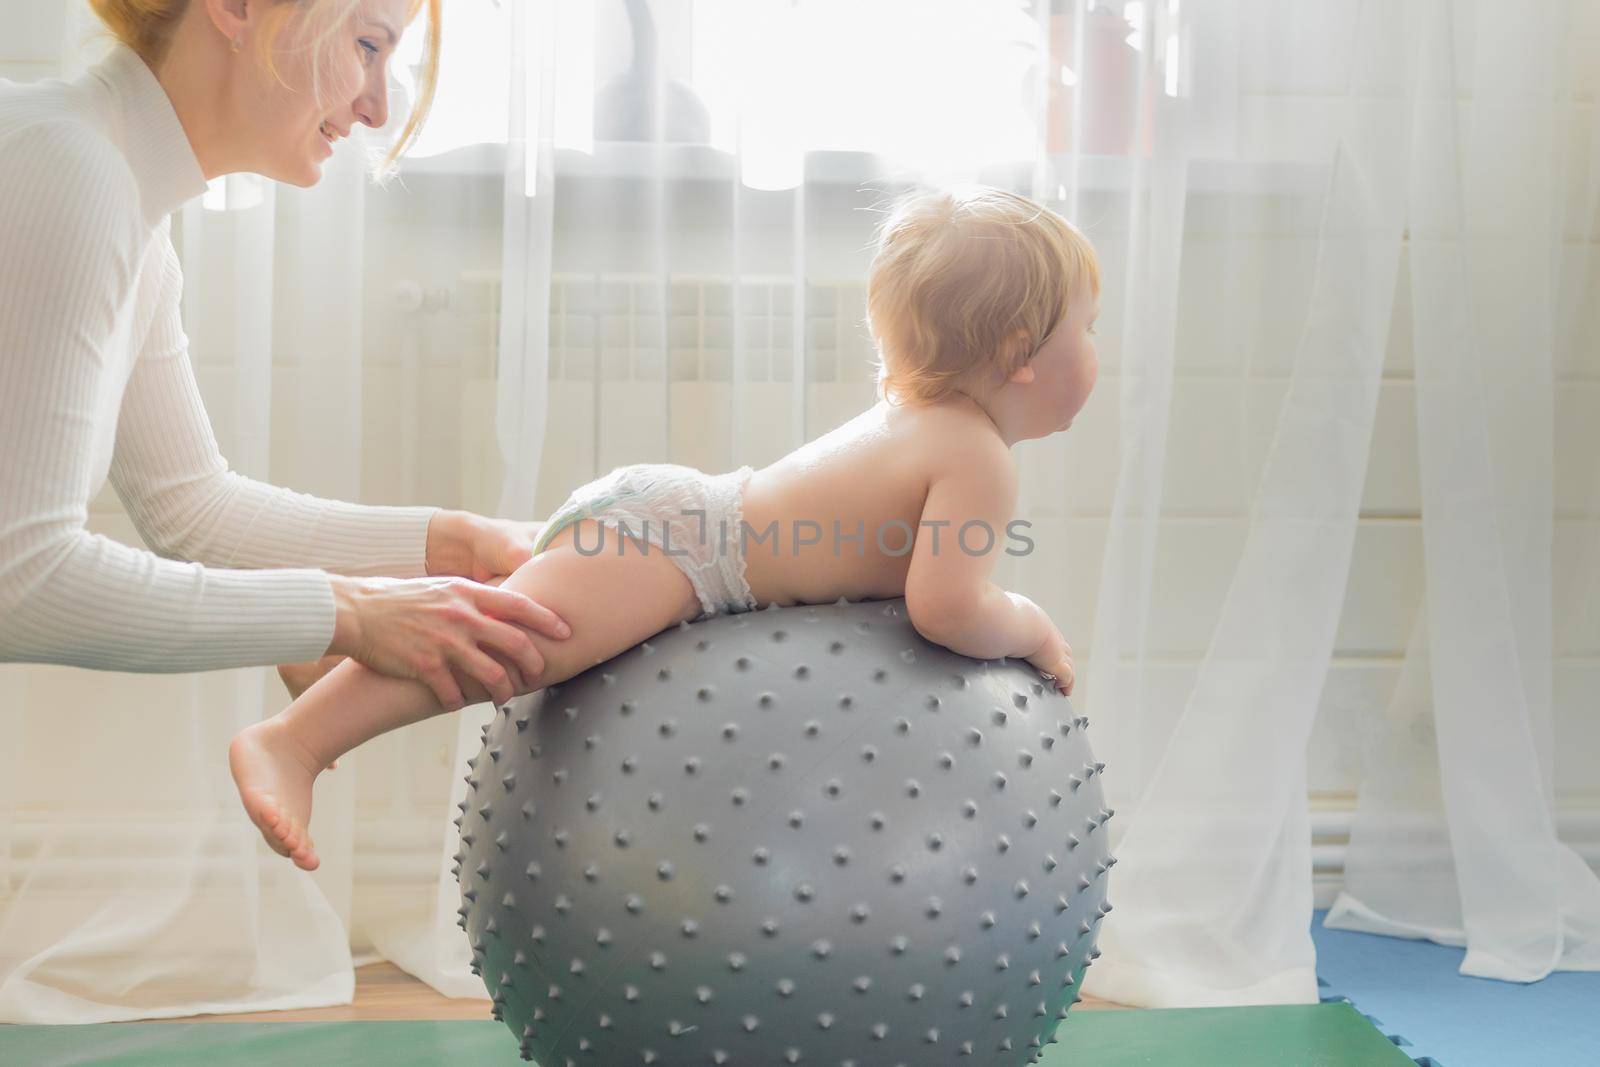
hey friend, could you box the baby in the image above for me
[230,185,1100,870]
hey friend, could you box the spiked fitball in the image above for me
[455,597,1113,1065]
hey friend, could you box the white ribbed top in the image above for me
[0,44,438,673]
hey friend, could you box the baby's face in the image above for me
[1026,281,1100,433]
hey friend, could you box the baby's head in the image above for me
[866,186,1100,412]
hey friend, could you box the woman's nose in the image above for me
[356,77,389,129]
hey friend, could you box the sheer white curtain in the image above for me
[3,0,1597,1024]
[1081,0,1600,1004]
[1079,0,1415,1004]
[1325,0,1600,980]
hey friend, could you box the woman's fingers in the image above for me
[473,584,571,641]
[460,655,526,702]
[338,574,566,706]
[472,618,547,693]
[423,664,468,713]
[450,642,516,707]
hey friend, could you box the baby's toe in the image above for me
[288,827,319,869]
[245,798,291,857]
[271,816,303,853]
[258,825,291,858]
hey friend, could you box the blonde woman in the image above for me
[0,1,570,862]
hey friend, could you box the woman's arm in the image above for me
[1,123,561,689]
[109,238,439,578]
[0,124,338,672]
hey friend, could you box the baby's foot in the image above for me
[229,720,323,871]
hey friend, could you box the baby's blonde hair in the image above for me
[89,0,441,176]
[866,186,1099,406]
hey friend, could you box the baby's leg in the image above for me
[278,655,345,701]
[229,518,703,869]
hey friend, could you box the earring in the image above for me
[230,35,242,54]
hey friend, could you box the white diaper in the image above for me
[532,463,759,620]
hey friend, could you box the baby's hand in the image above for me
[1025,619,1075,697]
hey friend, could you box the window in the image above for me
[392,0,1190,186]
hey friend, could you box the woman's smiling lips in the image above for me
[319,121,348,147]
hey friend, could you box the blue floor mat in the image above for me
[1311,907,1600,1067]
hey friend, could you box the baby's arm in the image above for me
[903,423,1053,663]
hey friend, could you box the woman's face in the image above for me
[247,0,413,186]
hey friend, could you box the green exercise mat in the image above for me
[0,1003,1415,1066]
[1045,1003,1417,1065]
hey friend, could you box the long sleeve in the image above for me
[0,121,336,672]
[109,233,438,579]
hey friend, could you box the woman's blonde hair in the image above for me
[866,186,1100,407]
[89,0,441,175]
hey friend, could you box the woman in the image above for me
[0,0,567,765]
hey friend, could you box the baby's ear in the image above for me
[1002,330,1036,383]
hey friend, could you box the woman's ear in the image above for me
[202,0,250,44]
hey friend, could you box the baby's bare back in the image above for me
[739,395,994,608]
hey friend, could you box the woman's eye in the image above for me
[359,39,380,58]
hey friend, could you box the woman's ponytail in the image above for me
[87,0,188,63]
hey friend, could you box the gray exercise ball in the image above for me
[455,597,1114,1066]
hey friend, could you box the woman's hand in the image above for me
[426,510,545,584]
[326,573,570,711]
[1025,617,1075,697]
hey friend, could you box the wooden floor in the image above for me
[164,963,1131,1023]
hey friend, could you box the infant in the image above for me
[231,185,1101,869]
